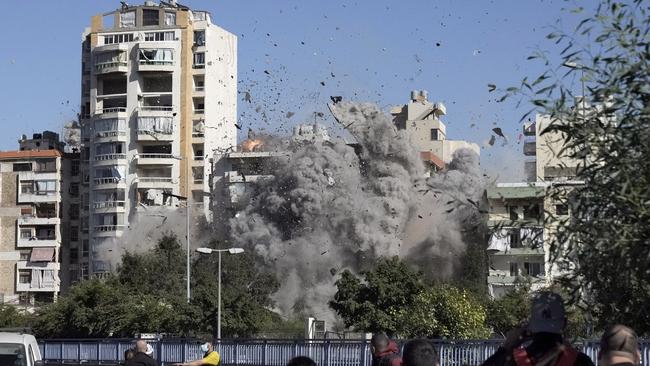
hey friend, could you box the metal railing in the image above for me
[138,177,175,183]
[96,130,127,138]
[94,225,125,232]
[96,107,127,114]
[37,338,650,366]
[140,105,174,112]
[136,153,175,160]
[139,60,174,66]
[93,177,125,185]
[92,201,125,209]
[95,61,128,71]
[94,154,126,161]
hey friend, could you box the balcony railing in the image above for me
[193,156,204,161]
[96,130,127,138]
[95,61,128,71]
[194,109,205,114]
[194,86,204,92]
[138,177,174,183]
[93,177,125,185]
[140,106,173,112]
[192,132,204,138]
[93,201,125,209]
[96,107,127,114]
[137,153,174,159]
[94,225,125,232]
[193,63,205,69]
[94,154,127,161]
[139,60,174,66]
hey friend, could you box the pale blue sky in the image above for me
[0,0,588,181]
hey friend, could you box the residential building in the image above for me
[390,90,480,174]
[0,147,69,307]
[79,1,237,277]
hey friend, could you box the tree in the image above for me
[485,285,531,337]
[504,0,650,334]
[0,304,32,329]
[329,256,425,335]
[400,286,490,339]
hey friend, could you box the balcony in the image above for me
[93,201,126,214]
[138,48,175,72]
[16,261,60,293]
[95,60,128,74]
[18,191,60,204]
[17,236,59,248]
[192,156,204,166]
[18,216,60,226]
[94,130,128,143]
[136,177,175,189]
[523,136,537,156]
[93,225,126,237]
[17,171,58,182]
[94,107,127,119]
[93,177,126,190]
[135,153,176,166]
[93,153,127,166]
[225,171,272,184]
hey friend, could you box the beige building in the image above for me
[0,147,68,306]
[79,1,237,277]
[390,90,480,173]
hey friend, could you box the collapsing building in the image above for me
[390,90,480,174]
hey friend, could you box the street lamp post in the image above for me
[171,155,192,303]
[196,247,245,339]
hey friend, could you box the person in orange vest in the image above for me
[482,292,594,366]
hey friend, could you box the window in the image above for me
[523,203,541,220]
[555,204,569,216]
[139,49,174,64]
[20,229,32,239]
[164,11,176,26]
[35,159,56,172]
[70,204,80,220]
[509,262,518,276]
[143,9,160,26]
[194,30,206,46]
[120,11,135,27]
[19,251,30,261]
[70,183,80,197]
[144,31,175,41]
[70,248,79,264]
[509,229,521,248]
[192,11,207,21]
[509,206,518,221]
[70,227,79,242]
[430,128,439,141]
[193,52,205,68]
[13,163,32,172]
[20,182,33,194]
[524,262,544,277]
[103,33,134,45]
[34,180,56,195]
[71,160,80,176]
[81,240,89,258]
[18,270,31,284]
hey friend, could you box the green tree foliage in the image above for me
[330,257,490,339]
[33,234,280,338]
[485,285,531,337]
[0,305,32,329]
[400,286,490,339]
[503,0,650,334]
[329,257,425,334]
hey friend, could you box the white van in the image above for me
[0,332,43,366]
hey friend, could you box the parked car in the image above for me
[0,332,43,366]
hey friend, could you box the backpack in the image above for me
[513,344,579,366]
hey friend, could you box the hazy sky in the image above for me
[0,0,589,181]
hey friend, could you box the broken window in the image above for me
[508,206,518,220]
[141,75,172,92]
[120,11,135,28]
[523,203,541,220]
[142,9,160,26]
[164,11,176,26]
[95,118,126,135]
[555,204,569,216]
[139,49,174,64]
[509,262,518,276]
[194,30,206,46]
[524,262,544,277]
[137,117,174,134]
[95,50,126,69]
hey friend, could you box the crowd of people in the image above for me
[119,291,641,366]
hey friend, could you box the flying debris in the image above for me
[492,127,505,138]
[330,96,343,104]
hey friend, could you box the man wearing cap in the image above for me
[482,291,594,366]
[599,324,640,366]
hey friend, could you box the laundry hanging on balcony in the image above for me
[487,229,510,252]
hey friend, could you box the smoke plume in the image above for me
[228,102,485,322]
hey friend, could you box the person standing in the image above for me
[481,292,594,366]
[174,341,220,366]
[371,333,402,366]
[126,340,157,366]
[598,324,640,366]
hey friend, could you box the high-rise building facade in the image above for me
[0,131,75,307]
[79,1,237,277]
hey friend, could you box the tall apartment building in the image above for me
[78,1,237,277]
[0,132,75,307]
[390,90,480,174]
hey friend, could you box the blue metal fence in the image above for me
[38,339,650,366]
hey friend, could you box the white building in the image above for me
[79,1,237,277]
